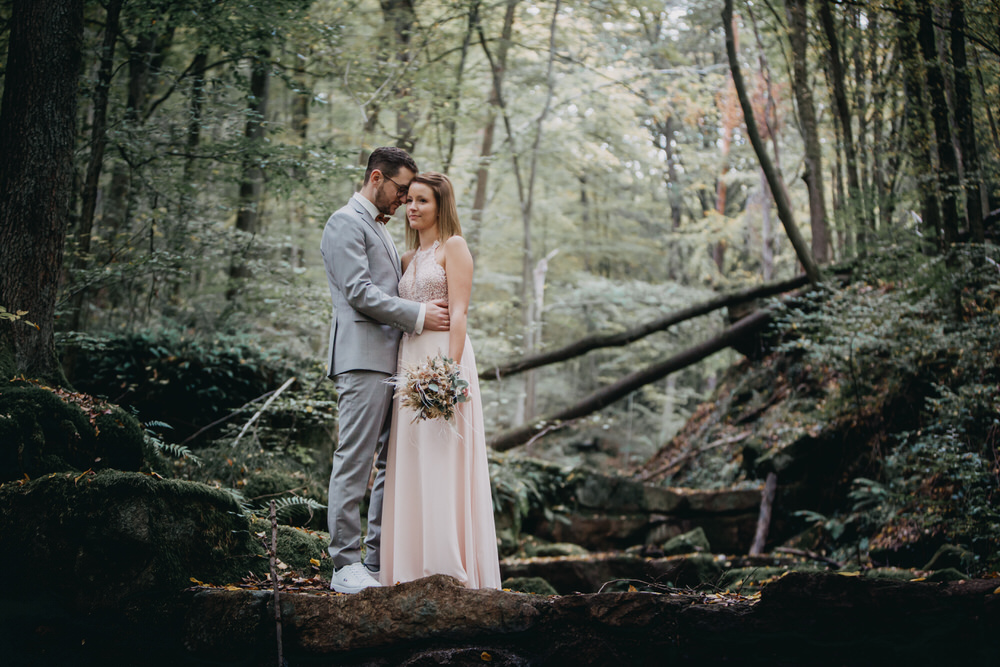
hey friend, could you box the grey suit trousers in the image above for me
[328,369,395,570]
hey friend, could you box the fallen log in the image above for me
[488,309,773,451]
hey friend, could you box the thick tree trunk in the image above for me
[0,0,84,382]
[918,5,960,246]
[949,0,985,242]
[723,0,821,285]
[784,0,830,264]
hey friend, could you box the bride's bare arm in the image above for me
[443,236,473,364]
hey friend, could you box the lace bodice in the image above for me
[399,241,447,302]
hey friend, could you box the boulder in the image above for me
[0,469,275,610]
[661,526,711,556]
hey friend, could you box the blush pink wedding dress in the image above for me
[379,240,502,589]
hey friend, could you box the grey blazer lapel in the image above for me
[352,200,401,280]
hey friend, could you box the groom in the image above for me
[320,147,450,593]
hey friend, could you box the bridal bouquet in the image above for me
[393,354,470,423]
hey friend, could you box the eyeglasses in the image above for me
[382,173,409,197]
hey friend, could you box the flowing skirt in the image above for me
[380,330,501,589]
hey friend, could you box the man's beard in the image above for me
[375,184,395,216]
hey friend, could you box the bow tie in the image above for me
[375,214,390,224]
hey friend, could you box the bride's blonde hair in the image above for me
[405,171,462,250]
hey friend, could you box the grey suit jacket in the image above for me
[321,197,421,376]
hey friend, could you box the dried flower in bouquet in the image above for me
[393,354,470,423]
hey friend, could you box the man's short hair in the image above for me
[363,147,418,185]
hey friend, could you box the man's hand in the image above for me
[423,299,450,331]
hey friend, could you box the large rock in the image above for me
[0,469,272,610]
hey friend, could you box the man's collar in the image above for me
[351,192,379,222]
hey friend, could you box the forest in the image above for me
[1,0,999,661]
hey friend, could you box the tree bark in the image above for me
[488,309,774,451]
[0,0,84,382]
[723,0,821,285]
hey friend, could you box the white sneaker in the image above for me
[330,562,382,593]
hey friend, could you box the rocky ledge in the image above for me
[6,572,998,666]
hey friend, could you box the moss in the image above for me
[0,384,144,482]
[248,516,326,577]
[0,470,262,606]
[502,576,558,596]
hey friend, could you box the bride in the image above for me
[378,172,501,589]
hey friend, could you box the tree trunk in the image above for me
[949,0,985,242]
[918,4,961,246]
[0,0,84,382]
[784,0,830,264]
[468,0,518,259]
[723,0,821,285]
[67,0,122,334]
[897,4,942,250]
[818,0,868,249]
[380,0,418,150]
[226,50,270,301]
[442,0,481,174]
[519,0,561,422]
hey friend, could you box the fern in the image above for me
[252,496,327,521]
[143,420,202,465]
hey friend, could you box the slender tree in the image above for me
[785,0,830,263]
[949,0,985,241]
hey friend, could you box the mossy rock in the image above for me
[661,526,711,557]
[0,469,264,610]
[525,541,590,558]
[0,383,144,482]
[502,576,558,596]
[248,516,326,577]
